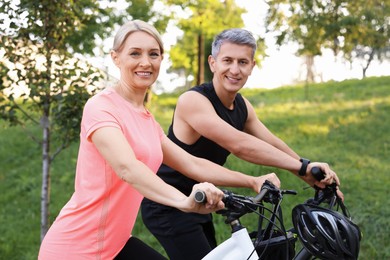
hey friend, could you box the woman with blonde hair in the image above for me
[38,20,249,259]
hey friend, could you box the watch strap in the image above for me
[299,158,310,176]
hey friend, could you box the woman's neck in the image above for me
[115,79,147,111]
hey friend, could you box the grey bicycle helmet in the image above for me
[292,204,361,260]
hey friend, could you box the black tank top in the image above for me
[157,82,248,196]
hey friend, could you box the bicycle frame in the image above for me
[201,182,292,260]
[198,183,333,260]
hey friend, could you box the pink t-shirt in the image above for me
[39,88,165,259]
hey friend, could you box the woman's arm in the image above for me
[161,135,281,193]
[91,126,224,213]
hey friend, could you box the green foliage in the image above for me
[164,0,248,86]
[125,0,170,32]
[0,122,78,260]
[0,0,119,54]
[0,0,174,155]
[0,34,104,154]
[0,0,119,239]
[265,0,390,77]
[345,0,390,76]
[1,77,389,259]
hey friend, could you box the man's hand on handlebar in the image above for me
[304,163,338,187]
[307,163,344,201]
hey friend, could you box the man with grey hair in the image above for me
[141,28,341,260]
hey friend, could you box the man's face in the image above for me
[209,42,255,93]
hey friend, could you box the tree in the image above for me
[0,0,168,240]
[0,0,114,240]
[344,0,390,78]
[124,0,171,32]
[265,0,390,82]
[265,0,347,85]
[163,0,248,87]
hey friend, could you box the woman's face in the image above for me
[112,31,163,90]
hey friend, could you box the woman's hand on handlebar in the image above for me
[187,182,225,214]
[253,173,281,193]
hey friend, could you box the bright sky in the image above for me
[96,0,390,92]
[235,0,390,89]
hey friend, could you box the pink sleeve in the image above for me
[156,120,166,141]
[149,111,166,142]
[82,96,121,142]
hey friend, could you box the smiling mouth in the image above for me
[226,76,240,82]
[136,72,152,77]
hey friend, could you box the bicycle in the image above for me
[195,167,362,260]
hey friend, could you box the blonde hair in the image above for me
[112,20,164,54]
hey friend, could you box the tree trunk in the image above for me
[362,50,375,79]
[304,55,315,100]
[40,114,51,241]
[305,55,315,83]
[197,33,204,86]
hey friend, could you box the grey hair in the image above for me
[211,28,256,58]
[112,19,164,54]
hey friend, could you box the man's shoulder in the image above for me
[186,82,215,99]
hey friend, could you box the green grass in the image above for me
[1,76,389,259]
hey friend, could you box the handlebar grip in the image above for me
[252,186,269,203]
[194,190,206,203]
[311,166,325,181]
[252,180,279,203]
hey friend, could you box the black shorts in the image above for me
[141,198,216,260]
[115,236,166,260]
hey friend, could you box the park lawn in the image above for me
[0,76,389,259]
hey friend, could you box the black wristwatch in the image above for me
[299,158,310,176]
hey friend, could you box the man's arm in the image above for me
[174,91,301,171]
[173,91,339,188]
[242,97,300,159]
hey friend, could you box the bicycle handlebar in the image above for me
[308,167,345,207]
[311,166,326,181]
[194,189,207,203]
[194,179,285,205]
[195,166,325,204]
[252,180,277,203]
[194,171,346,232]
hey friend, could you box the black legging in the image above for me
[152,221,217,260]
[141,199,217,260]
[115,236,167,260]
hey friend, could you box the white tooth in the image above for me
[137,72,150,76]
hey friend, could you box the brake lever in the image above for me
[314,183,348,212]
